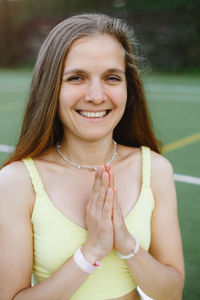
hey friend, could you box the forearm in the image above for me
[126,247,184,300]
[13,257,89,300]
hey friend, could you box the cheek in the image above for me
[116,90,127,121]
[59,86,79,111]
[58,89,69,122]
[113,88,127,110]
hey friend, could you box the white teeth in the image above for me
[79,111,107,118]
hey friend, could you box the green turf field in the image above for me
[0,69,199,299]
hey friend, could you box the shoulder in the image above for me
[116,144,174,180]
[0,161,34,218]
[150,150,174,183]
[149,150,176,205]
[0,160,30,188]
[117,145,173,168]
[150,149,173,176]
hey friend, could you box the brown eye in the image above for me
[68,76,82,81]
[107,76,121,82]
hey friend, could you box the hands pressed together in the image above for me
[82,165,136,264]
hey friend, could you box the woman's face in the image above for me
[58,33,127,142]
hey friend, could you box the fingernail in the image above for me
[105,164,110,172]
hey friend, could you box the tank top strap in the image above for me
[141,146,151,187]
[22,157,44,197]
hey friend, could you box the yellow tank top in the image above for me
[23,146,154,299]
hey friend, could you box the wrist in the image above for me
[116,234,140,259]
[73,247,102,274]
[116,234,136,255]
[124,236,137,254]
[81,244,103,264]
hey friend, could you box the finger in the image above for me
[104,164,111,173]
[86,190,99,212]
[90,171,109,215]
[103,187,113,220]
[113,187,118,199]
[113,187,122,219]
[87,166,104,211]
[109,170,115,188]
[97,171,109,208]
[112,187,117,212]
[92,166,104,194]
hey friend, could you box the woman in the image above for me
[0,14,184,300]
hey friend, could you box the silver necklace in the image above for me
[56,139,117,171]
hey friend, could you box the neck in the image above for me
[58,134,116,167]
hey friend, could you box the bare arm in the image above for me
[0,163,113,300]
[112,153,184,300]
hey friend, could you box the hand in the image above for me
[109,171,136,255]
[82,166,114,263]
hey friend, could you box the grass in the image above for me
[0,69,200,299]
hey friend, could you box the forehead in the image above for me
[63,34,125,70]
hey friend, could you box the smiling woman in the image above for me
[0,13,184,300]
[58,34,127,144]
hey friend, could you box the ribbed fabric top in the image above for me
[23,146,154,300]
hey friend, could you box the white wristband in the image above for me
[116,234,140,259]
[73,247,102,273]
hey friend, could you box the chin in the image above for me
[77,132,112,143]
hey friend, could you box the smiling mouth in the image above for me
[77,110,111,118]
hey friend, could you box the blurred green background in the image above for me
[0,0,200,72]
[0,1,200,299]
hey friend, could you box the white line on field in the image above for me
[174,173,200,185]
[1,144,199,185]
[0,144,15,153]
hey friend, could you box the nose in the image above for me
[85,79,107,103]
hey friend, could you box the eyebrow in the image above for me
[62,69,85,77]
[62,68,125,77]
[105,68,125,75]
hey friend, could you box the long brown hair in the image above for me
[3,13,160,167]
